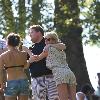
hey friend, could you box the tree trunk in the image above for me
[30,0,43,25]
[18,0,26,37]
[54,0,91,91]
[61,27,91,91]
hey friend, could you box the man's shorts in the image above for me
[5,79,29,96]
[31,75,59,100]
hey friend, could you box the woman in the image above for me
[29,32,76,100]
[0,33,29,100]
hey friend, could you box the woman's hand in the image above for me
[29,55,39,63]
[29,51,48,63]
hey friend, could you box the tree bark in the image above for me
[54,0,91,91]
[18,0,26,37]
[61,27,91,91]
[30,0,43,25]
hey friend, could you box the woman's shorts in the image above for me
[52,67,77,86]
[5,79,29,96]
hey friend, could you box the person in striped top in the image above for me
[0,38,7,54]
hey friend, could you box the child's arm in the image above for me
[48,43,66,50]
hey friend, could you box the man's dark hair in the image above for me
[7,33,20,47]
[29,25,44,36]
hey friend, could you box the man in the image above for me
[28,25,66,100]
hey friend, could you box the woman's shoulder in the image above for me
[0,51,12,61]
[1,50,27,56]
[49,46,65,54]
[20,50,27,56]
[0,50,10,56]
[49,46,58,51]
[18,50,26,54]
[20,50,27,53]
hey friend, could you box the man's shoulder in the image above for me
[32,42,45,49]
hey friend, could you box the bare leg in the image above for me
[57,83,69,100]
[5,96,17,100]
[18,95,28,100]
[68,85,76,100]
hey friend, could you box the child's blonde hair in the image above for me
[44,32,60,43]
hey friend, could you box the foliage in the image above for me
[0,0,99,91]
[0,0,100,43]
[54,0,82,37]
[31,0,43,25]
[54,0,91,90]
[0,0,15,36]
[18,0,26,38]
[40,0,54,31]
[0,0,54,37]
[79,0,100,45]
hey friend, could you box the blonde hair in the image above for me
[44,32,60,43]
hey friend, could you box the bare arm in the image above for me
[24,60,30,69]
[29,51,48,63]
[38,51,48,60]
[23,52,31,69]
[0,69,3,85]
[0,56,4,84]
[49,43,66,50]
[0,55,5,92]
